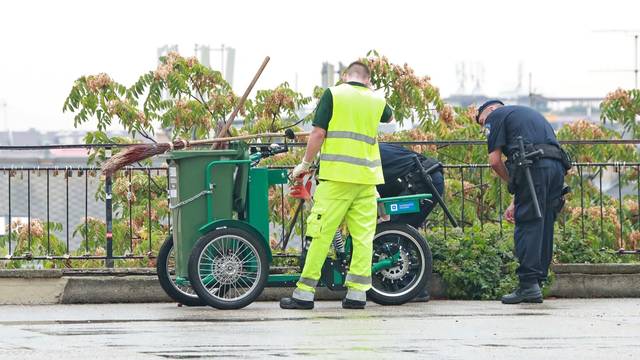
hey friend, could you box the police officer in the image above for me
[377,142,444,301]
[476,100,568,304]
[280,61,393,310]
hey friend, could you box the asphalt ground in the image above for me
[0,299,639,359]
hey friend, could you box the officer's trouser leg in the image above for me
[540,206,557,283]
[344,185,377,301]
[292,181,351,302]
[514,168,548,285]
[540,161,564,283]
[514,219,544,285]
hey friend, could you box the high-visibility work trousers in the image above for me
[292,180,377,302]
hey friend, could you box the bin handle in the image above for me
[205,159,252,221]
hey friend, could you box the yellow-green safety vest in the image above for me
[319,83,386,185]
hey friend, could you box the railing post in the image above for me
[105,147,114,268]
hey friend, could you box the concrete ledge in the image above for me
[0,269,63,278]
[0,277,68,304]
[61,276,172,304]
[552,263,640,274]
[546,264,640,298]
[0,264,637,304]
[549,273,640,298]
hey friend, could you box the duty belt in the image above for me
[508,143,572,172]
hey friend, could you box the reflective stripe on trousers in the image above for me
[345,273,371,286]
[345,289,367,302]
[345,273,372,292]
[292,287,314,302]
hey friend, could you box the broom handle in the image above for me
[215,56,270,139]
[186,132,309,146]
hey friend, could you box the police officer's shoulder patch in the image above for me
[484,123,491,136]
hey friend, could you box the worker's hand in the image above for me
[292,160,312,179]
[504,202,515,224]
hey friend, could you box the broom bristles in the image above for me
[102,143,172,176]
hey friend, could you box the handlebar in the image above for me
[250,143,289,164]
[424,162,443,175]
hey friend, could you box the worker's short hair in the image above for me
[345,61,371,78]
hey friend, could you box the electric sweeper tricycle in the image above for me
[156,136,454,309]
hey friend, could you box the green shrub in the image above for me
[424,223,518,300]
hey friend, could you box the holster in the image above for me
[504,159,522,195]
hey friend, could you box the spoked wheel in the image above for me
[156,235,204,306]
[188,227,268,310]
[368,222,432,305]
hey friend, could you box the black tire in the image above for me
[156,235,205,306]
[367,222,432,305]
[188,227,269,310]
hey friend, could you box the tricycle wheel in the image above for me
[367,222,432,305]
[188,227,268,310]
[156,234,204,306]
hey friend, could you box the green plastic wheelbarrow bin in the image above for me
[166,145,249,279]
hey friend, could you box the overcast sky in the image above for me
[1,0,639,132]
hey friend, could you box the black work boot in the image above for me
[342,298,366,309]
[280,297,314,310]
[501,283,543,304]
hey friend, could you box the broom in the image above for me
[102,131,310,176]
[101,56,274,176]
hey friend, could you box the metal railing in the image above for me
[1,140,639,268]
[0,165,167,265]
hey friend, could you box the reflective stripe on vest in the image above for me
[326,131,377,145]
[319,154,381,168]
[319,84,386,185]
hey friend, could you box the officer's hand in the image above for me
[292,160,311,179]
[504,202,515,223]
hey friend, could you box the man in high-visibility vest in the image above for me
[280,61,393,310]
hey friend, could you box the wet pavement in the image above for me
[0,299,639,359]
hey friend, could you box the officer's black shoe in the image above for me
[501,283,543,304]
[342,298,366,309]
[412,289,430,302]
[279,297,314,310]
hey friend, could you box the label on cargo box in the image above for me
[389,201,416,214]
[169,189,177,198]
[169,167,177,177]
[398,202,416,211]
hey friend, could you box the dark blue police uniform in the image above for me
[377,143,444,228]
[485,105,565,286]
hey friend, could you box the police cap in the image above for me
[476,99,504,122]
